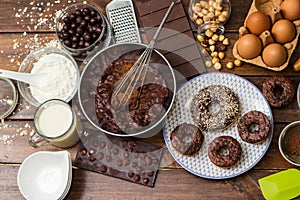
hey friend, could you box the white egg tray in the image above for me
[233,0,300,71]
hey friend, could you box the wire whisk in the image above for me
[111,2,175,110]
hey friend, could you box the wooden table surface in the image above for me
[0,0,299,199]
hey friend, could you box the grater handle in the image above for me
[152,2,175,42]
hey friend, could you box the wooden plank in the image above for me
[0,165,284,200]
[0,120,297,170]
[0,0,111,32]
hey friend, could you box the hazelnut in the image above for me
[218,34,225,42]
[222,11,229,17]
[214,62,222,70]
[196,18,203,25]
[202,8,209,15]
[205,60,212,67]
[284,43,293,50]
[209,45,216,52]
[205,29,213,38]
[197,34,205,42]
[212,34,219,41]
[218,14,227,22]
[208,39,216,45]
[234,59,242,67]
[218,52,225,59]
[293,58,300,71]
[207,12,214,19]
[226,62,234,69]
[215,4,223,11]
[212,57,220,64]
[223,38,230,45]
[211,51,218,57]
[215,10,222,17]
[194,4,202,12]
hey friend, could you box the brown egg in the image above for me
[280,0,300,21]
[246,11,271,35]
[272,19,296,44]
[237,34,262,59]
[262,43,287,67]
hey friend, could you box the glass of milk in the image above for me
[29,99,83,148]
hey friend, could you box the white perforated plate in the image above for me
[163,72,273,179]
[106,0,141,43]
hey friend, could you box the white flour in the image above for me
[30,53,77,104]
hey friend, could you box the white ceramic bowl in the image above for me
[17,151,72,200]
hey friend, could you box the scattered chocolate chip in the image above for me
[123,159,130,166]
[116,160,123,167]
[108,143,113,150]
[89,149,95,155]
[80,147,87,156]
[136,166,143,173]
[128,140,136,147]
[131,161,138,168]
[127,172,134,178]
[96,152,104,160]
[145,156,152,165]
[133,175,141,182]
[93,140,99,147]
[123,151,129,158]
[89,155,96,162]
[147,171,154,177]
[112,148,119,155]
[106,155,112,162]
[143,178,150,185]
[99,141,106,149]
[99,165,107,173]
[75,158,83,165]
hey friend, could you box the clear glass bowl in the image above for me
[278,121,300,166]
[188,0,231,33]
[56,3,112,61]
[78,43,176,138]
[0,78,18,119]
[18,47,80,107]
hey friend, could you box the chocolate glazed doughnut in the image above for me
[170,123,204,156]
[190,85,240,131]
[237,110,271,144]
[262,76,295,107]
[208,136,242,168]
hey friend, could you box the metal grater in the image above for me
[106,0,141,44]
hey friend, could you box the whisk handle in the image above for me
[152,2,175,42]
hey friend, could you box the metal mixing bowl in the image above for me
[278,121,300,166]
[78,43,176,137]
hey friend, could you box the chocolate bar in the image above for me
[74,131,163,187]
[134,0,207,79]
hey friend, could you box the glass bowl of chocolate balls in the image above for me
[56,3,112,61]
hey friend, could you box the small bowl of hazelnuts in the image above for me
[188,0,231,34]
[56,3,112,61]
